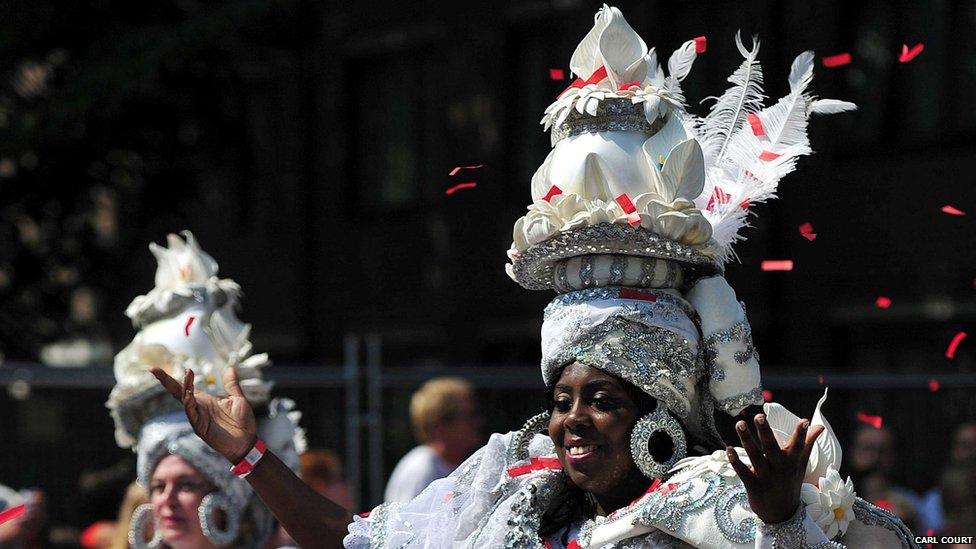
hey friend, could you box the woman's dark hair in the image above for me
[538,363,685,537]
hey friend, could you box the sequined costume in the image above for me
[106,232,305,549]
[346,5,915,548]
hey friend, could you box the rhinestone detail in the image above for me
[512,223,719,292]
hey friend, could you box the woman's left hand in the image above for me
[726,413,824,524]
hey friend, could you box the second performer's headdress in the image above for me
[509,4,854,477]
[106,232,306,548]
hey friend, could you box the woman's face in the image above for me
[548,362,644,499]
[150,454,216,549]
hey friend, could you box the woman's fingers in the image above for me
[754,414,782,460]
[151,368,184,401]
[785,419,810,459]
[799,424,825,466]
[223,366,244,399]
[726,446,756,488]
[735,420,768,475]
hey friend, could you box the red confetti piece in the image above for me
[739,199,751,209]
[898,43,924,63]
[542,185,563,202]
[946,331,967,359]
[875,296,892,309]
[615,193,636,213]
[928,378,940,392]
[817,375,825,385]
[619,80,641,90]
[759,150,781,161]
[762,389,773,402]
[549,68,565,80]
[822,52,852,68]
[0,504,25,526]
[184,315,195,336]
[798,222,817,241]
[506,456,562,477]
[445,182,478,195]
[747,113,765,137]
[856,411,883,429]
[942,205,966,216]
[694,36,707,53]
[619,288,658,302]
[706,187,731,211]
[761,260,794,271]
[448,164,484,177]
[658,482,680,496]
[559,65,608,97]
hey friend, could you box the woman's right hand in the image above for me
[152,366,257,463]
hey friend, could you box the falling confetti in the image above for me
[856,411,883,429]
[184,315,195,336]
[549,68,565,80]
[761,260,794,271]
[694,36,707,53]
[448,164,485,177]
[0,504,25,526]
[942,205,966,216]
[822,53,852,68]
[898,43,924,63]
[445,182,478,196]
[928,378,940,392]
[798,222,817,241]
[946,331,967,359]
[875,296,892,309]
[762,389,773,402]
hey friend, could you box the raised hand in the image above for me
[151,366,257,463]
[727,413,824,524]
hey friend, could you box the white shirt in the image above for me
[383,445,455,503]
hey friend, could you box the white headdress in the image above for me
[508,4,855,445]
[106,231,305,548]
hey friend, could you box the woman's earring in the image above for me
[129,503,163,549]
[198,492,241,547]
[629,408,687,479]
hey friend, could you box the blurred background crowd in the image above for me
[2,0,976,546]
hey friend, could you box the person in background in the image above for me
[847,424,918,530]
[918,422,976,534]
[301,450,353,510]
[108,482,147,549]
[383,377,483,503]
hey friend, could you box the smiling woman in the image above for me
[151,4,917,548]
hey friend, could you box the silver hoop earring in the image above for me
[507,411,551,464]
[630,408,687,479]
[198,492,241,547]
[129,503,163,549]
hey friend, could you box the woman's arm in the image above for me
[152,367,352,548]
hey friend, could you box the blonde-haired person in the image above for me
[383,377,484,503]
[108,482,146,549]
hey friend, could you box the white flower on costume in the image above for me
[800,467,856,539]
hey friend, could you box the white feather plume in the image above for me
[696,32,765,167]
[693,47,856,262]
[809,98,858,115]
[663,40,698,107]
